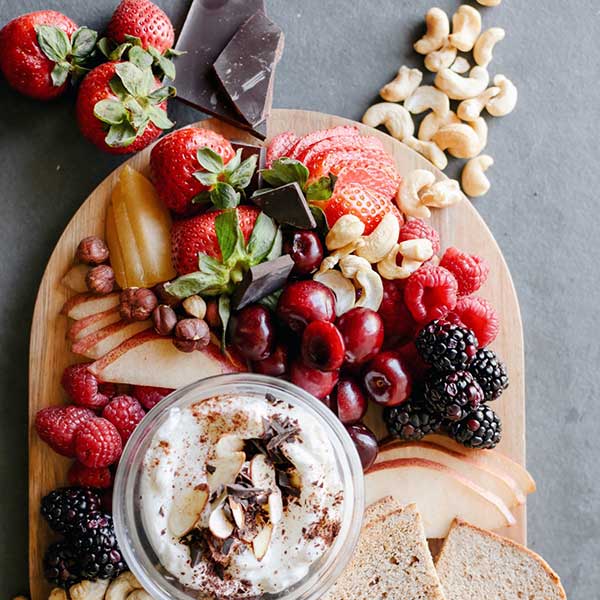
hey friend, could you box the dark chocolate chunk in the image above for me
[174,0,268,139]
[251,183,317,229]
[213,11,284,128]
[231,140,266,194]
[231,255,294,310]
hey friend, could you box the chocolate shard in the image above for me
[174,0,268,139]
[213,11,284,128]
[231,255,294,310]
[231,140,267,194]
[252,183,317,229]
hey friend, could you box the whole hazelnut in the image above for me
[174,318,210,353]
[76,236,110,265]
[86,264,115,295]
[120,288,158,322]
[153,282,180,307]
[182,295,207,320]
[152,305,178,336]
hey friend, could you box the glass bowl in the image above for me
[113,373,365,600]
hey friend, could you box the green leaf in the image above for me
[124,34,143,47]
[197,147,225,173]
[36,25,70,63]
[210,183,240,209]
[215,210,242,263]
[156,54,176,80]
[246,213,278,264]
[109,42,132,61]
[165,256,232,298]
[147,85,176,104]
[310,204,330,236]
[166,47,186,57]
[147,105,174,130]
[51,62,70,87]
[122,97,147,129]
[191,191,212,205]
[71,27,98,58]
[260,157,309,188]
[224,149,243,174]
[96,37,112,58]
[129,46,153,69]
[265,228,283,262]
[109,75,129,101]
[115,62,146,96]
[258,289,283,312]
[217,295,231,351]
[138,67,155,97]
[193,171,219,187]
[94,99,128,125]
[228,154,258,190]
[305,175,335,201]
[105,122,138,147]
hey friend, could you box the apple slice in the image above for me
[61,264,90,293]
[68,307,121,342]
[88,331,246,387]
[168,484,209,537]
[62,293,120,320]
[71,320,152,359]
[425,434,536,495]
[366,457,516,538]
[376,441,526,509]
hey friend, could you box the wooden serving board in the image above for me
[28,109,525,599]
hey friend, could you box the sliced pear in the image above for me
[207,451,246,495]
[168,484,209,537]
[105,202,128,288]
[208,502,235,539]
[61,264,90,293]
[252,523,273,561]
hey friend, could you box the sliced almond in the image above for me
[168,484,209,537]
[207,451,245,494]
[229,497,246,529]
[252,523,273,561]
[215,434,244,458]
[208,501,235,539]
[267,487,283,525]
[249,455,283,526]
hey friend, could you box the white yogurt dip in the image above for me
[140,393,344,598]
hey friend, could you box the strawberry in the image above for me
[74,417,123,468]
[334,163,401,201]
[67,462,113,489]
[306,147,395,181]
[296,134,382,165]
[0,11,97,100]
[266,131,298,167]
[76,61,174,154]
[102,395,146,443]
[286,125,360,160]
[35,405,95,457]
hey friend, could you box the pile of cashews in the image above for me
[43,572,152,600]
[362,2,517,200]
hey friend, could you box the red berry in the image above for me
[337,308,384,366]
[67,462,113,489]
[230,305,275,361]
[301,321,345,372]
[399,218,441,255]
[440,247,490,296]
[277,280,336,333]
[283,231,324,275]
[102,395,146,443]
[363,351,413,407]
[61,363,109,411]
[35,406,95,458]
[289,360,339,400]
[266,131,298,167]
[453,296,500,347]
[132,385,173,410]
[345,423,378,471]
[74,417,123,468]
[378,279,417,346]
[252,344,288,377]
[330,379,368,425]
[396,341,429,381]
[404,266,458,323]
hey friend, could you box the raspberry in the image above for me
[74,417,122,468]
[61,364,109,411]
[378,279,417,346]
[440,247,490,296]
[131,385,173,410]
[404,266,458,323]
[453,295,499,347]
[399,218,441,255]
[67,462,113,489]
[102,395,146,443]
[35,406,95,457]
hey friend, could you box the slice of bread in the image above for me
[324,503,447,600]
[364,495,401,524]
[436,519,566,600]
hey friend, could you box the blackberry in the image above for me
[450,406,502,449]
[41,487,102,535]
[469,348,509,401]
[43,541,81,588]
[415,320,478,372]
[424,370,484,422]
[68,512,127,581]
[385,399,443,441]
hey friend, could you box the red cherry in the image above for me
[252,343,288,377]
[396,341,429,381]
[330,379,367,424]
[337,308,384,366]
[277,280,336,333]
[345,423,379,471]
[283,230,324,275]
[301,321,345,372]
[363,351,413,407]
[230,304,275,361]
[289,359,339,400]
[378,279,417,346]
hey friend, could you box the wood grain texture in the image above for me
[28,109,525,598]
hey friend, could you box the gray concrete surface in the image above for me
[1,0,598,597]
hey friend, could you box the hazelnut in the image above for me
[119,287,158,321]
[153,282,180,307]
[152,305,178,336]
[204,299,222,332]
[86,264,115,295]
[76,236,110,265]
[174,318,210,353]
[182,295,207,320]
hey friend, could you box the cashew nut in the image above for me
[434,66,490,100]
[449,5,482,52]
[354,268,384,311]
[395,169,436,219]
[414,8,450,55]
[398,239,434,261]
[418,110,460,142]
[128,591,153,600]
[405,136,448,170]
[477,0,502,6]
[355,212,401,263]
[473,27,505,67]
[377,245,418,280]
[106,572,142,600]
[339,255,373,278]
[450,56,470,74]
[325,214,365,250]
[424,43,457,73]
[318,239,364,274]
[486,75,518,116]
[314,269,356,316]
[404,86,450,117]
[469,117,488,152]
[362,102,414,141]
[456,86,500,121]
[70,580,110,600]
[432,123,481,159]
[419,179,464,209]
[380,66,423,102]
[462,155,494,197]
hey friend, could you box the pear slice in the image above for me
[208,501,234,539]
[168,484,209,537]
[252,523,273,561]
[249,455,283,525]
[207,451,245,496]
[61,264,90,293]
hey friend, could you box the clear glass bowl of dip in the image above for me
[113,373,365,600]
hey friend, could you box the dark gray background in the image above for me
[1,0,597,597]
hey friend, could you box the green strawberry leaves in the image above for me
[261,157,309,188]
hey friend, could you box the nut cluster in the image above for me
[74,236,116,295]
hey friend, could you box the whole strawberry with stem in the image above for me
[76,61,174,154]
[0,11,97,100]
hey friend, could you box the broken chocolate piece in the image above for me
[231,140,267,194]
[213,11,284,128]
[252,183,317,229]
[174,0,268,138]
[231,255,294,310]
